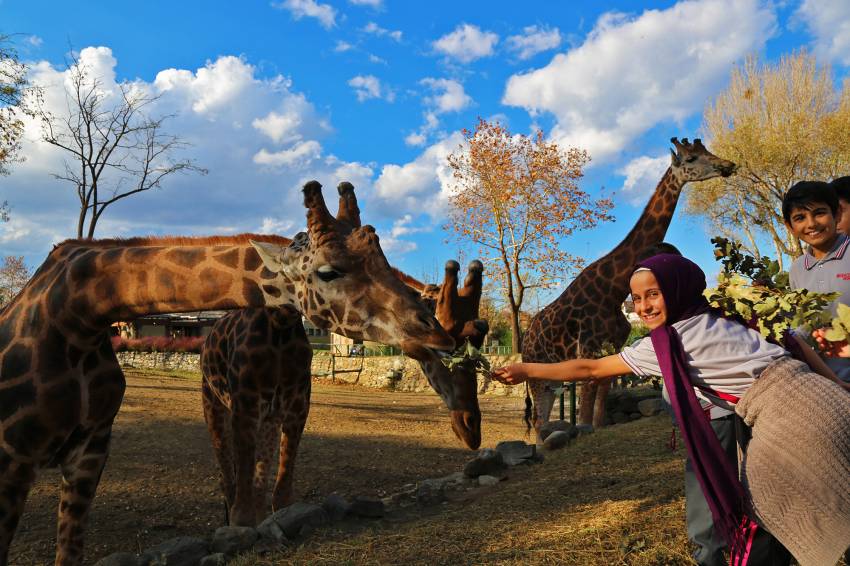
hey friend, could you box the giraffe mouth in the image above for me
[451,410,481,450]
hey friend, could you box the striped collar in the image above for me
[803,233,850,270]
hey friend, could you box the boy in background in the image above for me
[784,180,850,382]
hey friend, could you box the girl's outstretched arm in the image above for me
[491,354,631,386]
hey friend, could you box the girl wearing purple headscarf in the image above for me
[492,254,850,566]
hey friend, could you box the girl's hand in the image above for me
[491,364,528,385]
[813,328,850,358]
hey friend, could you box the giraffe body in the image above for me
[0,181,453,565]
[201,186,488,527]
[522,138,736,438]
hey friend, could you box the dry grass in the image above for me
[232,415,696,566]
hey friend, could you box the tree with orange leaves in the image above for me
[446,118,613,353]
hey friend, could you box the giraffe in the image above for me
[522,138,736,438]
[201,184,488,526]
[0,180,454,566]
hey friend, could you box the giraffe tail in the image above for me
[523,382,533,434]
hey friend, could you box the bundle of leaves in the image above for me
[822,303,850,342]
[705,237,837,343]
[111,336,205,353]
[441,339,491,375]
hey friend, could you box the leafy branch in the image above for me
[441,340,491,376]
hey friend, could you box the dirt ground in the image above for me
[10,369,536,565]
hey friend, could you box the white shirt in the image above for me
[620,312,788,415]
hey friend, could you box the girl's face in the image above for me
[630,270,667,329]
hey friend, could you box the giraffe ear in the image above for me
[250,240,286,273]
[669,148,681,167]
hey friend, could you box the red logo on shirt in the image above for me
[838,273,850,281]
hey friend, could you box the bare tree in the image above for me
[38,53,206,239]
[0,201,8,222]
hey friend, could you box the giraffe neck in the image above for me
[49,236,296,327]
[570,167,685,300]
[611,166,684,260]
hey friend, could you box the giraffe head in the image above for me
[251,181,454,359]
[416,259,488,449]
[669,137,736,182]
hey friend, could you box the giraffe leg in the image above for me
[272,380,311,510]
[55,426,113,566]
[529,380,555,445]
[0,461,35,566]
[229,401,260,527]
[592,378,613,428]
[578,381,598,426]
[202,382,236,520]
[252,419,278,524]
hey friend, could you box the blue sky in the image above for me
[2,0,849,306]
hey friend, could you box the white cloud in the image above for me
[252,111,303,143]
[348,74,394,102]
[503,0,776,162]
[421,78,472,113]
[349,0,382,5]
[2,47,374,265]
[335,40,354,52]
[27,35,43,47]
[374,133,463,217]
[618,154,670,204]
[368,53,387,65]
[506,25,561,60]
[259,217,296,234]
[273,0,337,29]
[433,24,499,63]
[364,22,402,42]
[794,0,850,66]
[253,140,323,168]
[405,79,471,145]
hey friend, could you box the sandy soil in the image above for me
[10,369,530,565]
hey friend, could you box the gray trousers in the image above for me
[685,415,792,566]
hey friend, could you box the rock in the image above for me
[199,554,227,566]
[95,553,141,566]
[542,430,570,451]
[538,420,577,442]
[211,525,258,556]
[629,412,642,421]
[611,411,629,424]
[463,448,507,478]
[349,496,385,518]
[140,536,209,566]
[321,493,350,522]
[415,479,446,506]
[477,475,499,487]
[495,440,539,465]
[257,502,328,542]
[252,539,288,555]
[638,397,664,417]
[575,424,594,435]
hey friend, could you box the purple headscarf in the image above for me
[636,254,757,565]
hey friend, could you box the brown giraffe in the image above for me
[0,180,453,566]
[201,184,487,526]
[522,138,736,438]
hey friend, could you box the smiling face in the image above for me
[786,203,839,258]
[630,269,667,330]
[837,198,850,236]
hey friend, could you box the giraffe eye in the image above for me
[685,155,698,163]
[317,265,344,282]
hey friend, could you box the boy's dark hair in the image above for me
[638,241,682,260]
[781,180,838,224]
[831,176,850,203]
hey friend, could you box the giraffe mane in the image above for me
[391,267,426,291]
[54,233,294,249]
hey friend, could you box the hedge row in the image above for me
[110,336,205,353]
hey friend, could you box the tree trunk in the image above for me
[510,306,522,354]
